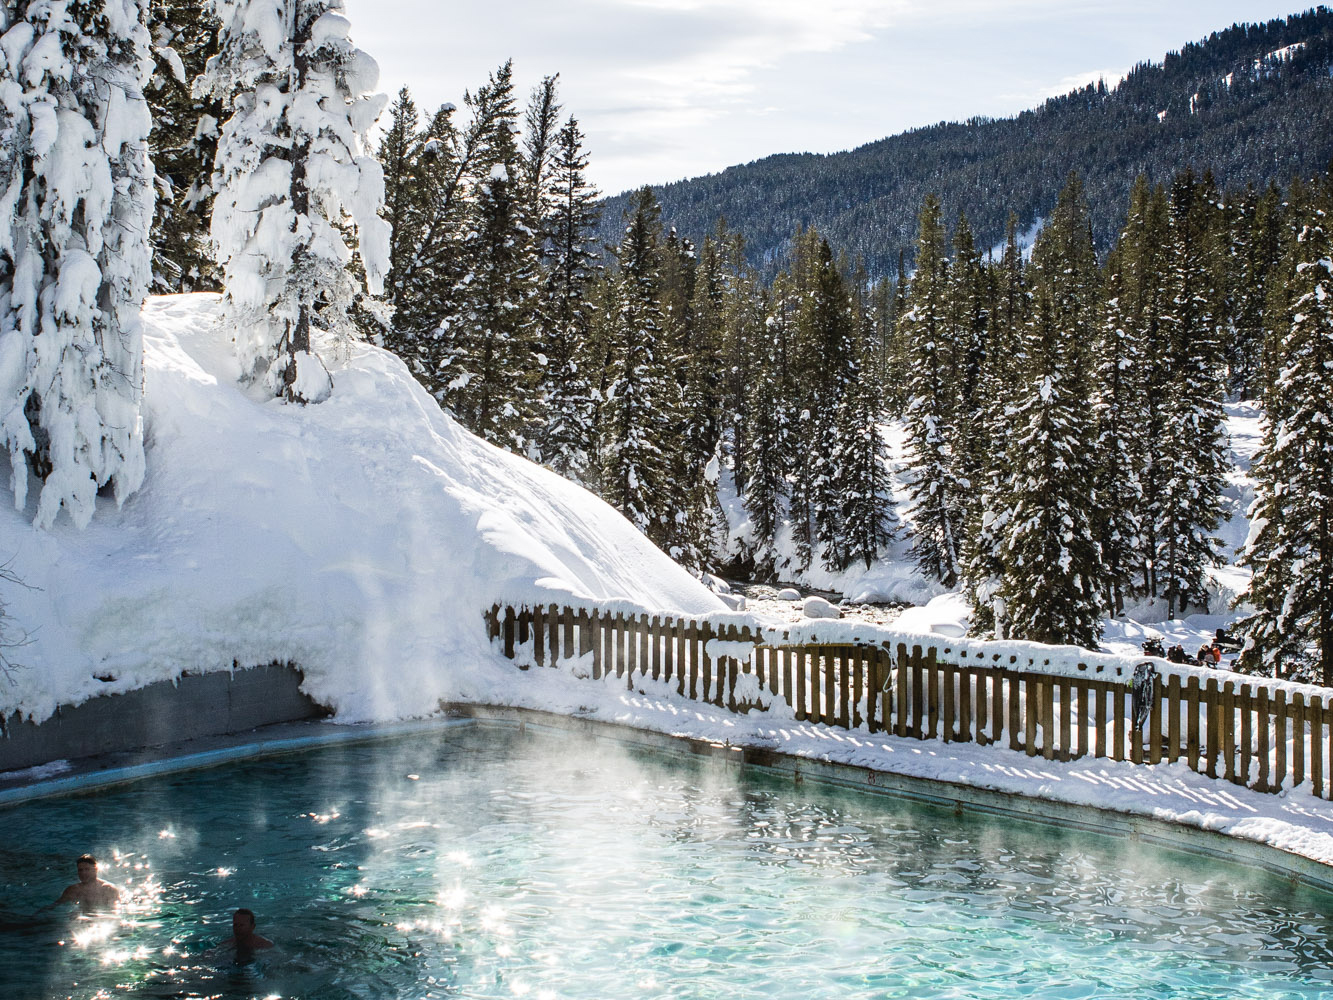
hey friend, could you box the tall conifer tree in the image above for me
[1237,172,1333,684]
[0,0,154,528]
[901,194,967,587]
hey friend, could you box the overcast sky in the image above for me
[341,1,1311,197]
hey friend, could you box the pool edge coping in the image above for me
[3,704,1333,894]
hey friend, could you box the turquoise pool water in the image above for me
[2,723,1332,999]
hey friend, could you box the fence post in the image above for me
[1313,694,1326,799]
[959,666,973,744]
[1185,676,1201,772]
[942,660,956,743]
[532,605,545,667]
[1148,675,1163,765]
[1275,689,1288,791]
[1075,681,1089,758]
[651,615,663,681]
[503,606,516,659]
[1223,681,1237,783]
[1293,691,1307,790]
[1204,678,1220,778]
[590,611,602,679]
[562,606,575,660]
[1009,671,1023,753]
[1239,682,1254,787]
[896,644,910,738]
[1257,687,1271,791]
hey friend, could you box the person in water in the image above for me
[221,908,273,962]
[52,854,120,912]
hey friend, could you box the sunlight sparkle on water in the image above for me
[72,920,117,949]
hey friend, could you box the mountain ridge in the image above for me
[598,7,1333,276]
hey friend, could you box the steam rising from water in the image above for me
[3,725,1333,998]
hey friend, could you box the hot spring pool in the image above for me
[3,721,1332,999]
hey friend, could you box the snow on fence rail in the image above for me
[484,603,1333,801]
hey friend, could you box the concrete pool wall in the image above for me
[0,663,327,772]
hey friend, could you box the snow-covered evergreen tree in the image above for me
[432,62,545,451]
[1155,170,1228,617]
[0,0,155,529]
[202,0,389,403]
[1226,181,1284,398]
[740,294,790,579]
[1091,240,1147,616]
[900,194,967,587]
[991,175,1105,647]
[536,114,600,483]
[965,215,1028,635]
[146,0,221,291]
[834,281,896,571]
[945,211,988,529]
[1115,176,1171,602]
[1236,173,1333,684]
[599,188,677,547]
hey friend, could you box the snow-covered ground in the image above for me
[7,295,1331,872]
[0,294,725,724]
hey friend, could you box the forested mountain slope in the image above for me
[598,8,1333,277]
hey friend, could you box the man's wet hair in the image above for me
[76,854,97,866]
[234,908,256,925]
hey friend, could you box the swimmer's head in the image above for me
[233,908,257,934]
[76,854,98,882]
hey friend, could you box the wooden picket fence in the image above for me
[485,603,1333,800]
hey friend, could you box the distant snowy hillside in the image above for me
[0,295,723,724]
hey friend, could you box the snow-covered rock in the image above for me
[800,596,840,619]
[777,587,801,601]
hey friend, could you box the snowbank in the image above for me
[0,294,724,723]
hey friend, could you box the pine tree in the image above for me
[537,114,600,483]
[599,188,679,548]
[1119,176,1172,602]
[739,283,790,579]
[203,0,389,403]
[0,0,154,528]
[1155,170,1228,618]
[965,215,1029,634]
[1236,173,1333,684]
[431,62,545,450]
[1091,245,1147,617]
[991,174,1105,647]
[717,224,764,493]
[147,0,221,291]
[900,195,967,587]
[834,278,896,570]
[376,87,424,342]
[1226,181,1284,398]
[946,211,988,530]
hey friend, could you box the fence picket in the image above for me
[1275,689,1288,792]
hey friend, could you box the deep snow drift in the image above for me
[0,294,724,723]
